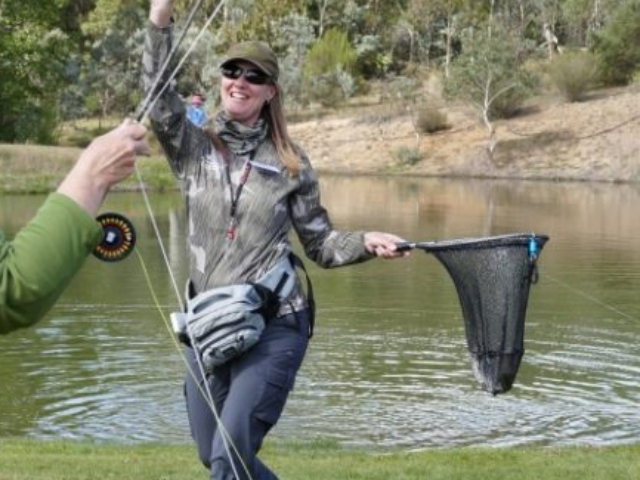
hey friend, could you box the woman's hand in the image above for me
[150,0,175,27]
[364,232,410,259]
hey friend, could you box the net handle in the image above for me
[395,241,431,252]
[395,233,549,253]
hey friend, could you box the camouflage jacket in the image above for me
[142,22,373,301]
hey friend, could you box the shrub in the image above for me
[304,71,356,108]
[593,0,640,86]
[14,98,59,145]
[305,29,357,77]
[394,146,423,165]
[303,29,358,106]
[547,50,598,101]
[355,35,391,79]
[416,105,449,134]
[487,85,534,118]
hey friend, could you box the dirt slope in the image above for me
[288,86,640,183]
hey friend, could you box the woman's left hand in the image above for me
[364,232,410,259]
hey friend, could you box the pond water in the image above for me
[1,176,639,450]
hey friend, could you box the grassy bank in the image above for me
[0,143,175,194]
[0,438,638,480]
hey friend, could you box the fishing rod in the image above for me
[93,0,224,267]
[93,2,254,478]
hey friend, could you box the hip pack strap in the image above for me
[255,254,297,299]
[288,252,315,339]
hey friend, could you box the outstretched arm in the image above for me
[292,159,409,267]
[0,121,148,334]
[143,0,208,179]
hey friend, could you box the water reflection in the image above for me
[1,177,639,449]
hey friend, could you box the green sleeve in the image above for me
[0,193,102,334]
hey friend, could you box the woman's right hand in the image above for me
[149,0,175,27]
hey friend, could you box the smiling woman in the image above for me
[142,1,409,479]
[219,51,277,125]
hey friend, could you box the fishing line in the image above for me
[133,165,183,309]
[136,0,227,124]
[132,1,253,478]
[134,248,251,480]
[544,273,639,323]
[135,0,205,122]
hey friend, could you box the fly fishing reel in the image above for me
[93,212,136,262]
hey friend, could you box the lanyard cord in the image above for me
[223,153,253,240]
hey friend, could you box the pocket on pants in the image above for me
[253,366,294,426]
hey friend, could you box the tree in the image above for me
[270,13,317,106]
[560,0,620,47]
[225,0,305,43]
[445,27,537,159]
[0,0,74,143]
[405,0,467,78]
[593,0,640,85]
[303,28,357,106]
[77,1,148,120]
[390,0,439,70]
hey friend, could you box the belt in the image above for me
[272,312,300,329]
[272,307,313,338]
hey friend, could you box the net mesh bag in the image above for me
[417,233,549,395]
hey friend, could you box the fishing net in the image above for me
[411,233,549,395]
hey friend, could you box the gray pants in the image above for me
[184,310,310,480]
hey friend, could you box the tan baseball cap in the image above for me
[220,41,279,81]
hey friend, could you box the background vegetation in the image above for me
[1,0,640,146]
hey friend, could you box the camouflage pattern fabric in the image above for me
[142,23,373,311]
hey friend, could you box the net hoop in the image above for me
[414,233,549,253]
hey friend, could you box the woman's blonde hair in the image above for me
[265,85,300,177]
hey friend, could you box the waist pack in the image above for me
[171,253,313,372]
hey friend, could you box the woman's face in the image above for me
[220,61,277,126]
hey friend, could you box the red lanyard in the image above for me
[223,153,253,241]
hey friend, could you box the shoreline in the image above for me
[1,151,638,196]
[2,85,640,194]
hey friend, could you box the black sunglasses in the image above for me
[220,64,271,85]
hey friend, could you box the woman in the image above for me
[144,2,408,479]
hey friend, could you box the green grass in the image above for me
[0,142,175,194]
[0,438,638,480]
[0,115,176,194]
